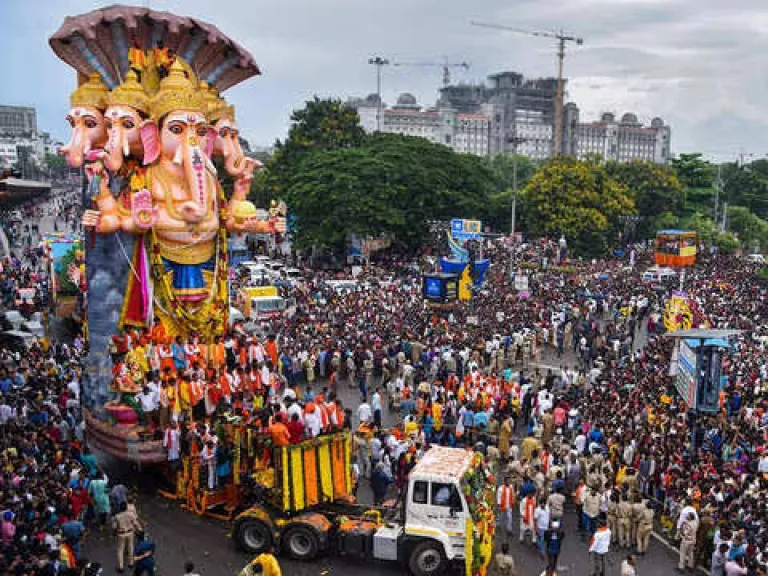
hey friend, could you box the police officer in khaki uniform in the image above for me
[636,501,655,554]
[618,493,633,548]
[630,494,646,546]
[607,492,619,545]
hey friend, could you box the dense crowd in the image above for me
[3,188,768,576]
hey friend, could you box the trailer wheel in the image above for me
[408,540,446,576]
[282,526,319,561]
[234,518,272,555]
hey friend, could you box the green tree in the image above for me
[605,160,685,239]
[727,206,768,251]
[281,133,497,250]
[485,154,536,233]
[44,152,69,181]
[265,97,366,198]
[670,153,714,189]
[522,156,636,255]
[721,162,768,218]
[715,232,740,253]
[682,212,717,243]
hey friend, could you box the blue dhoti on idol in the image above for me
[162,256,215,301]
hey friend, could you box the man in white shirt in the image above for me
[357,400,372,426]
[286,398,304,424]
[535,500,551,557]
[304,404,322,438]
[136,386,158,427]
[758,452,768,474]
[676,500,699,535]
[371,388,382,428]
[0,398,15,424]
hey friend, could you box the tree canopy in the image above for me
[523,156,636,255]
[670,153,713,189]
[264,97,366,199]
[605,160,685,239]
[281,132,497,250]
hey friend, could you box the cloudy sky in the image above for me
[2,0,767,161]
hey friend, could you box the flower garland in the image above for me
[462,452,496,576]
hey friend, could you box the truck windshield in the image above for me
[432,483,463,510]
[254,298,285,313]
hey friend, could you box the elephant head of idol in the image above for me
[102,70,149,173]
[140,59,217,225]
[59,72,109,168]
[203,84,261,180]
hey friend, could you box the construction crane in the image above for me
[392,60,470,87]
[470,21,583,156]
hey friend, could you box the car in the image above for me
[1,310,24,331]
[324,279,358,293]
[641,266,677,283]
[21,320,45,338]
[282,267,302,280]
[746,253,766,264]
[0,330,36,352]
[264,260,285,272]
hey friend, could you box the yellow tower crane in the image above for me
[470,21,583,155]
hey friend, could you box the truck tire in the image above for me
[282,525,319,561]
[408,540,446,576]
[234,518,272,555]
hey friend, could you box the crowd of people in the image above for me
[3,182,768,576]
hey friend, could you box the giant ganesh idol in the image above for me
[49,6,284,461]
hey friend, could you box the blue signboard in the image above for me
[450,219,482,241]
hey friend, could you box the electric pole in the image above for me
[368,56,390,131]
[713,164,722,230]
[470,22,583,155]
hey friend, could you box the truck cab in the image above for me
[402,448,472,570]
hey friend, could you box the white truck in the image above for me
[232,443,493,576]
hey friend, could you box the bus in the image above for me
[655,230,697,267]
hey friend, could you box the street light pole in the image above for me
[511,157,517,238]
[508,136,526,238]
[368,56,390,132]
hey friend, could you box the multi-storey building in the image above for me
[441,71,569,158]
[576,112,671,164]
[354,93,489,156]
[0,105,37,136]
[351,74,672,163]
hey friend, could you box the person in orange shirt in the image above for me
[269,414,291,447]
[265,336,278,368]
[209,336,226,370]
[150,317,167,344]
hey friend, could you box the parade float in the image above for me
[50,5,284,462]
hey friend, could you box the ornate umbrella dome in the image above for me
[49,4,260,93]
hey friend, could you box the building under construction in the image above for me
[438,71,579,158]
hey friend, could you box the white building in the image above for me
[513,109,554,161]
[353,93,490,157]
[576,112,671,164]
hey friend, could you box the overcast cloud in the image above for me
[2,0,767,161]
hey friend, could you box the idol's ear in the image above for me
[139,120,160,166]
[205,126,216,158]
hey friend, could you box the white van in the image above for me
[641,266,677,283]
